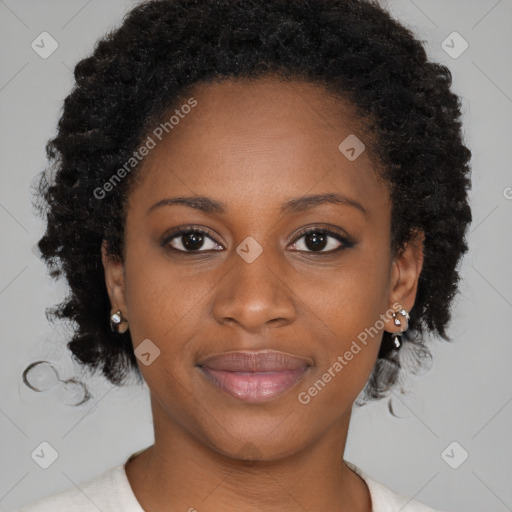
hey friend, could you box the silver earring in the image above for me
[110,309,128,333]
[391,309,410,350]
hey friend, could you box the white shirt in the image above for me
[19,451,443,512]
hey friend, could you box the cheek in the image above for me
[291,247,391,398]
[122,245,209,352]
[293,241,391,334]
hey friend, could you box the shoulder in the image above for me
[19,463,142,512]
[345,461,446,512]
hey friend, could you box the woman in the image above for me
[20,0,472,510]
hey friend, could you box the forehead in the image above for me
[129,76,389,219]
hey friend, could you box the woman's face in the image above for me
[103,76,423,460]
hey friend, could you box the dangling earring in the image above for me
[390,308,410,350]
[110,309,128,333]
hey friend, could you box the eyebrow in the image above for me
[147,192,367,217]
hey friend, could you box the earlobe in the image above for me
[387,229,425,318]
[101,240,129,332]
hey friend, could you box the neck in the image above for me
[125,398,371,512]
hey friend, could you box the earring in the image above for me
[110,309,128,333]
[390,309,410,350]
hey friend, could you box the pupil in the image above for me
[305,232,327,251]
[183,232,204,250]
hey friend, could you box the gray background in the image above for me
[1,1,511,511]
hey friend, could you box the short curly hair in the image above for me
[32,0,472,403]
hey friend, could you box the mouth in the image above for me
[197,350,312,403]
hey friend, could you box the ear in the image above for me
[101,240,128,326]
[385,229,424,331]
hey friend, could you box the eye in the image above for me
[288,227,354,253]
[162,228,223,252]
[162,225,354,254]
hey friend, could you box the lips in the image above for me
[199,350,312,372]
[198,350,312,402]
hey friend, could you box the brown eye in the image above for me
[164,229,223,252]
[289,228,354,253]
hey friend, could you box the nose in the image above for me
[212,246,297,332]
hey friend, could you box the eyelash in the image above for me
[161,225,354,255]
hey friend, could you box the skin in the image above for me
[102,76,424,512]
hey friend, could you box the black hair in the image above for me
[30,0,472,405]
